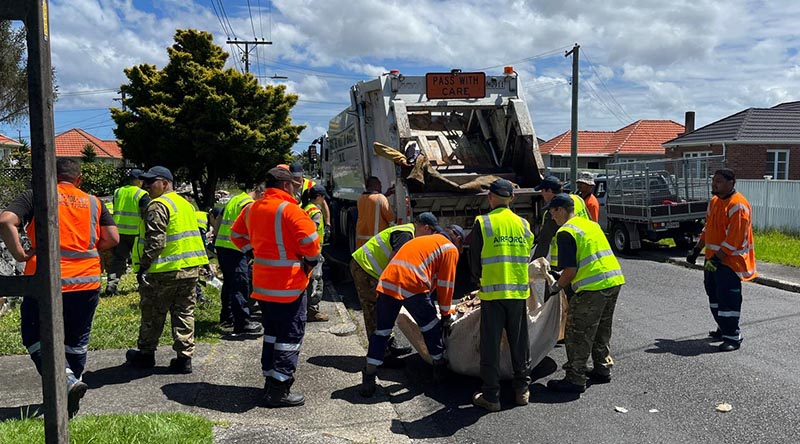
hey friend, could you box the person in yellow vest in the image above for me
[125,166,209,374]
[0,158,119,417]
[532,176,590,270]
[469,179,535,412]
[300,184,331,322]
[350,212,438,361]
[355,176,396,249]
[106,168,149,295]
[289,162,331,242]
[544,193,625,394]
[212,184,265,334]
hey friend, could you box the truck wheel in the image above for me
[346,216,357,254]
[611,223,630,254]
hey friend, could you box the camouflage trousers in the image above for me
[306,257,325,315]
[350,259,379,338]
[563,285,621,386]
[137,273,198,358]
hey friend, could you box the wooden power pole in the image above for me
[226,39,272,73]
[566,43,580,191]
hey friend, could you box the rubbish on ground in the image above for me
[649,409,659,413]
[716,403,733,413]
[614,406,629,413]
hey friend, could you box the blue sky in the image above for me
[3,0,800,154]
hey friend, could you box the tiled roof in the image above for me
[0,134,22,147]
[54,128,123,159]
[665,101,800,146]
[542,120,683,156]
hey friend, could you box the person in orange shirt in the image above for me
[355,176,395,249]
[576,172,600,222]
[231,167,321,407]
[686,168,756,352]
[0,159,119,417]
[359,225,464,397]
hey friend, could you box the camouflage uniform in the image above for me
[563,285,620,385]
[350,258,379,337]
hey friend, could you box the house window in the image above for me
[766,150,790,180]
[683,151,712,158]
[587,161,600,169]
[683,151,712,178]
[551,157,569,168]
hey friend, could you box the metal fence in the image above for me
[736,179,800,232]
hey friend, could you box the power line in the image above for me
[258,60,365,79]
[474,44,575,71]
[582,49,633,122]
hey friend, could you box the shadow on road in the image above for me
[645,338,719,356]
[161,382,261,414]
[0,403,43,422]
[307,354,364,374]
[83,363,173,389]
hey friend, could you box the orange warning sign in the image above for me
[425,72,486,99]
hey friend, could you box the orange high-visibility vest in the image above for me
[25,183,102,292]
[376,233,459,316]
[231,188,321,303]
[355,192,394,248]
[701,192,757,281]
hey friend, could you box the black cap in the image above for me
[290,162,305,178]
[128,168,144,178]
[534,175,562,192]
[489,178,514,197]
[266,167,294,183]
[447,224,465,241]
[543,193,575,210]
[309,184,329,199]
[415,211,438,227]
[139,166,173,182]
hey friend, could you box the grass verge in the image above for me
[0,273,223,356]
[0,412,214,444]
[754,230,800,267]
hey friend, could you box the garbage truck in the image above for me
[308,68,546,253]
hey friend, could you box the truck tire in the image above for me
[346,213,357,254]
[611,223,631,254]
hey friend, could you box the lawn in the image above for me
[0,412,215,444]
[754,229,800,267]
[0,273,224,356]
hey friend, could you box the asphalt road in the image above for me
[341,256,800,444]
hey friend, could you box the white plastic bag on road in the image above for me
[397,258,563,379]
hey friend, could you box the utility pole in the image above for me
[226,39,272,73]
[566,43,580,191]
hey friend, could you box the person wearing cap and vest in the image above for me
[576,172,600,222]
[231,167,321,408]
[686,168,756,352]
[213,184,265,334]
[0,158,119,417]
[544,193,625,394]
[350,211,439,360]
[355,176,396,249]
[106,168,150,296]
[125,166,209,375]
[300,184,332,322]
[359,225,464,397]
[533,176,590,269]
[470,179,535,411]
[288,162,332,242]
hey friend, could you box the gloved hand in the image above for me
[441,314,453,338]
[686,248,701,265]
[547,270,562,281]
[302,258,318,275]
[136,270,150,287]
[704,255,721,272]
[324,225,332,243]
[544,282,561,303]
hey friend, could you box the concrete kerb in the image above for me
[664,257,800,294]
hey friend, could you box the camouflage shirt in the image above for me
[139,200,198,279]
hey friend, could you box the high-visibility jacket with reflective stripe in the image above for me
[352,223,415,280]
[302,202,325,240]
[25,183,102,292]
[700,192,757,281]
[113,184,146,235]
[355,191,395,249]
[476,207,534,300]
[376,233,459,316]
[195,210,208,231]
[142,192,209,273]
[556,216,625,293]
[104,201,114,215]
[550,194,590,268]
[231,188,321,303]
[214,192,254,251]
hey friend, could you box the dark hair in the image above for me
[56,158,81,182]
[366,176,381,189]
[714,168,736,181]
[300,188,312,207]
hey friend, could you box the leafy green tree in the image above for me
[81,144,97,163]
[111,29,304,207]
[79,161,122,197]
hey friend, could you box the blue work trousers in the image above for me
[704,264,743,344]
[367,292,443,366]
[20,289,100,379]
[217,247,252,327]
[258,293,306,382]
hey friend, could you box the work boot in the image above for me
[386,336,412,357]
[307,311,329,322]
[718,341,741,352]
[586,368,612,384]
[514,388,530,406]
[261,378,305,408]
[232,321,263,336]
[66,375,88,418]
[546,378,586,393]
[472,392,500,412]
[359,370,377,397]
[125,349,155,369]
[168,356,192,374]
[708,329,723,340]
[432,358,448,383]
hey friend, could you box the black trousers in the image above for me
[479,298,531,402]
[704,264,743,344]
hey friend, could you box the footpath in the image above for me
[664,256,800,293]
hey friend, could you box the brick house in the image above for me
[663,102,800,180]
[540,120,685,173]
[0,133,22,163]
[55,128,126,166]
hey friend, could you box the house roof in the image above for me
[54,128,123,159]
[541,120,684,156]
[664,101,800,146]
[0,134,22,147]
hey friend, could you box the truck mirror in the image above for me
[308,145,318,166]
